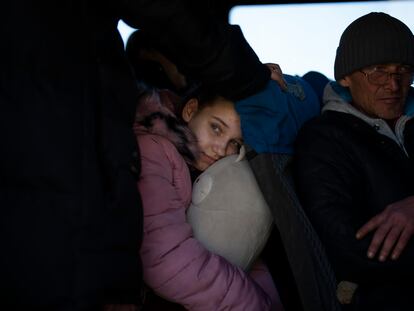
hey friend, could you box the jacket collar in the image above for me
[133,89,200,165]
[322,82,413,155]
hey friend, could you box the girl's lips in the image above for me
[201,153,216,166]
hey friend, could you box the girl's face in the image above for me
[182,97,243,171]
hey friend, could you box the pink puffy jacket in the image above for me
[137,131,284,311]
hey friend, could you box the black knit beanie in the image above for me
[334,12,414,81]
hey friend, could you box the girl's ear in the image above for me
[182,98,199,122]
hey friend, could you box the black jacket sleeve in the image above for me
[293,117,414,285]
[115,0,270,100]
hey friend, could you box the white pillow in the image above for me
[186,150,273,271]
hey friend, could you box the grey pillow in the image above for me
[187,150,273,270]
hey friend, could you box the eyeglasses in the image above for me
[359,66,414,86]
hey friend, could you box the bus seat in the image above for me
[248,151,342,311]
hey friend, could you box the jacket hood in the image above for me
[323,82,414,118]
[322,82,414,153]
[133,89,200,165]
[322,82,372,120]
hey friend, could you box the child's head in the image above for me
[181,91,243,171]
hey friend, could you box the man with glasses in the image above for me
[293,12,414,310]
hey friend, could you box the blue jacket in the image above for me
[236,75,320,154]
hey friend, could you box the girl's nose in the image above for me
[212,142,226,159]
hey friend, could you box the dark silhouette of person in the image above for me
[0,1,272,310]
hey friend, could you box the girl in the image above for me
[134,86,284,310]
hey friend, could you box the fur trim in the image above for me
[134,89,200,164]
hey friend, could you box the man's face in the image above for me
[340,63,413,120]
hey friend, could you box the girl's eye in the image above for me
[211,123,221,135]
[231,140,241,149]
[228,140,242,153]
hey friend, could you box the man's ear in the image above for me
[182,98,199,122]
[339,76,350,87]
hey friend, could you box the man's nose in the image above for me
[386,73,402,91]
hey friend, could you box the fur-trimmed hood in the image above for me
[133,89,200,165]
